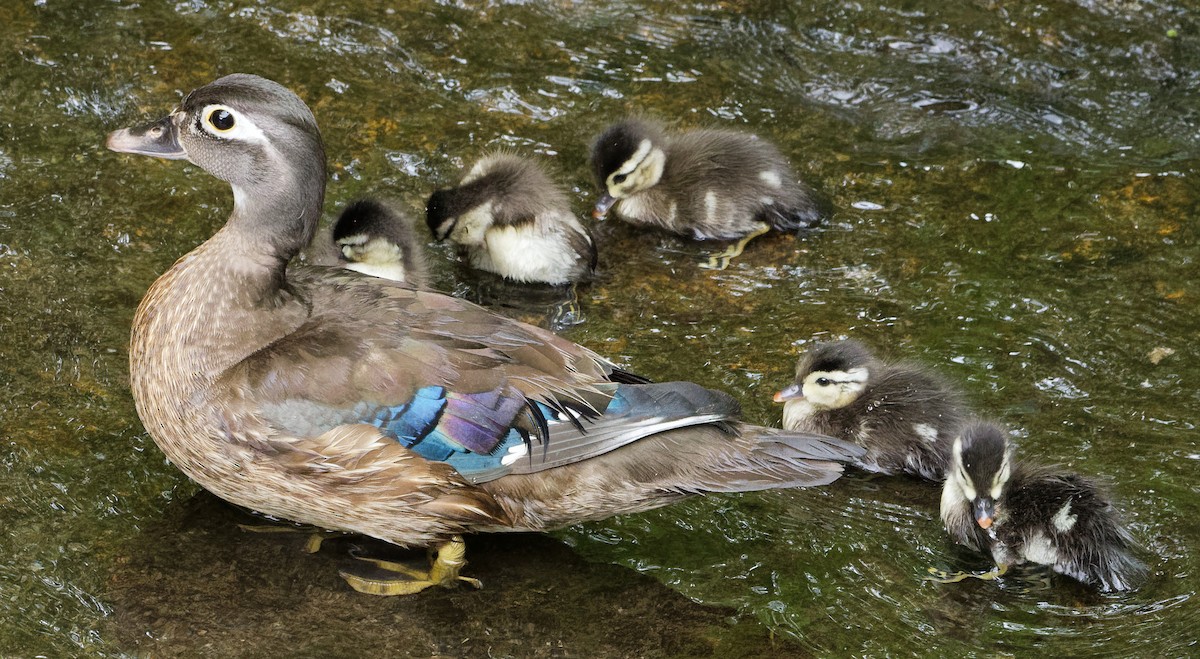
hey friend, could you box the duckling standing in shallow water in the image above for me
[426,153,596,286]
[590,118,824,269]
[774,340,967,481]
[107,74,864,596]
[329,199,428,287]
[936,422,1145,591]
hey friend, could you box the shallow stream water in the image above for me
[1,1,1197,656]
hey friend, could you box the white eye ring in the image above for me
[197,104,267,144]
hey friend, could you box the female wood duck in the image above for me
[589,118,825,269]
[774,340,967,481]
[426,153,596,285]
[939,422,1145,591]
[328,198,428,287]
[106,74,863,595]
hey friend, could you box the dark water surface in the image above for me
[2,1,1197,656]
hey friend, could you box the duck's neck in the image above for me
[131,178,324,391]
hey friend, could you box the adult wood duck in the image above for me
[774,340,967,481]
[938,422,1145,591]
[328,198,428,287]
[106,74,862,595]
[426,153,596,286]
[589,118,825,269]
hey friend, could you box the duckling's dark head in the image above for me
[333,199,397,246]
[425,154,538,243]
[948,422,1012,529]
[774,340,876,410]
[108,74,326,258]
[589,119,667,218]
[333,199,422,284]
[425,188,456,241]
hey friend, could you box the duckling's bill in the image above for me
[106,115,187,160]
[974,497,995,529]
[592,192,616,220]
[773,383,803,403]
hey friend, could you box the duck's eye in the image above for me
[816,377,832,386]
[612,173,628,184]
[207,109,235,132]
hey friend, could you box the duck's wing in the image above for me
[228,270,740,484]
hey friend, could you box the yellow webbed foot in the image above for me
[339,536,482,596]
[237,523,341,553]
[701,223,771,270]
[924,562,1009,584]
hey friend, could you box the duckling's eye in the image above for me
[816,377,831,386]
[207,108,235,131]
[612,173,628,184]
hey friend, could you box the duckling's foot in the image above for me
[701,224,771,270]
[237,523,341,553]
[339,536,482,596]
[924,562,1009,584]
[548,284,584,330]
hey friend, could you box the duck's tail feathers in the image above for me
[505,382,741,478]
[685,426,865,493]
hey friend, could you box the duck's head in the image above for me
[107,74,326,258]
[946,422,1012,530]
[774,340,876,411]
[589,119,667,219]
[333,199,421,284]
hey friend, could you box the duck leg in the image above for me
[237,523,342,553]
[924,562,1009,584]
[702,223,771,270]
[339,535,483,596]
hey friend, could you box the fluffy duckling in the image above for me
[774,340,967,481]
[939,422,1145,591]
[426,153,596,286]
[590,118,824,268]
[330,199,428,287]
[107,74,864,596]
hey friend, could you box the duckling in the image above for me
[774,340,967,481]
[589,118,824,269]
[107,74,863,596]
[937,422,1145,591]
[426,153,596,286]
[330,199,428,287]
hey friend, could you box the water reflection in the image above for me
[102,492,794,657]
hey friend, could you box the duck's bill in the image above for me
[773,383,803,403]
[592,193,616,220]
[106,115,187,160]
[973,498,994,529]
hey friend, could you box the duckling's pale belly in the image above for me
[474,224,587,284]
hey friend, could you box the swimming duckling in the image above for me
[107,73,864,596]
[330,199,428,287]
[426,153,596,286]
[590,118,824,269]
[938,422,1145,591]
[774,340,967,481]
